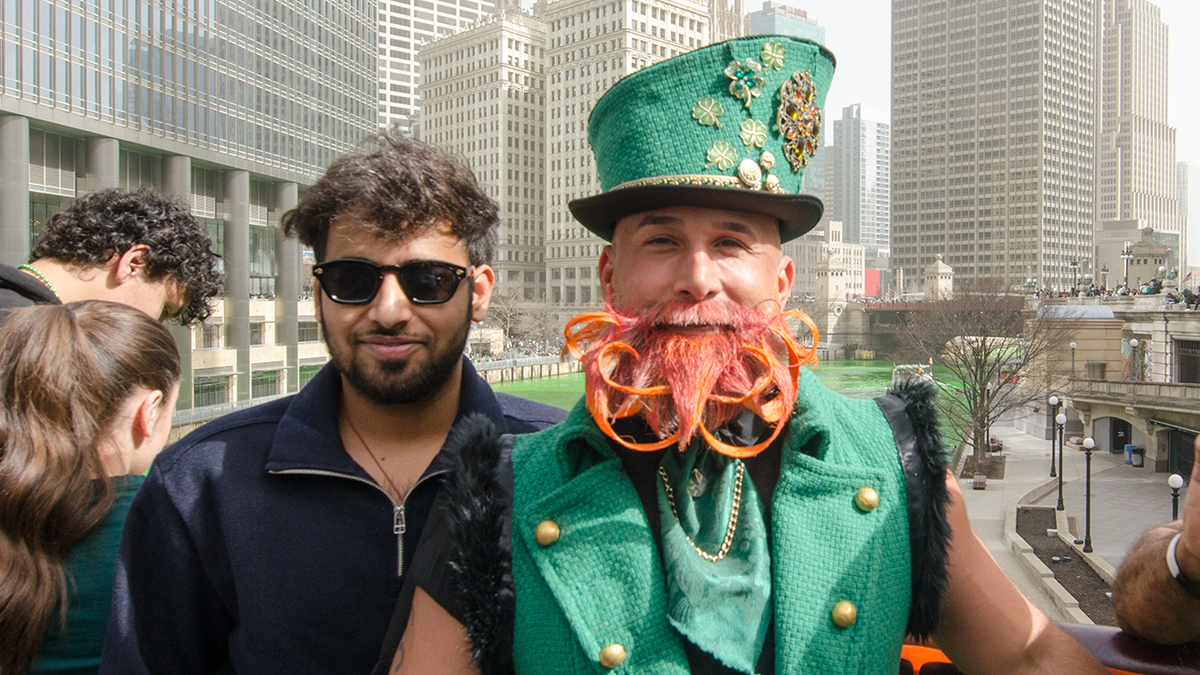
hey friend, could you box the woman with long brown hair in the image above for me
[0,300,180,674]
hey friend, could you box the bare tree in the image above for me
[902,279,1073,471]
[517,301,566,349]
[483,289,527,342]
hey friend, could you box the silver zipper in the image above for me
[270,468,448,575]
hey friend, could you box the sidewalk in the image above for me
[955,424,1190,623]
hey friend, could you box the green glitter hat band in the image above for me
[569,35,836,243]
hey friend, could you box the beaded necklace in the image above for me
[17,264,60,299]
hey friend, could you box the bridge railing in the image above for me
[1069,377,1200,408]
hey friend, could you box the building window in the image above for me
[194,376,230,407]
[202,324,223,349]
[299,365,323,388]
[250,322,266,346]
[1177,340,1200,384]
[299,321,321,343]
[249,224,278,278]
[251,370,280,399]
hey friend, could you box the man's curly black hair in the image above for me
[30,187,222,326]
[281,131,497,265]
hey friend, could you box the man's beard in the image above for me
[565,299,817,457]
[324,306,470,406]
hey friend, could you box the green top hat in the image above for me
[569,35,835,243]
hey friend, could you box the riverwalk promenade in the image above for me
[961,424,1188,623]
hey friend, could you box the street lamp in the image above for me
[1048,395,1061,477]
[1056,412,1067,511]
[1122,246,1134,287]
[1083,437,1095,552]
[1070,341,1077,378]
[1170,473,1185,521]
[1130,338,1141,381]
[1070,260,1079,291]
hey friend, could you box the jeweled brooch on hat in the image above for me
[777,70,822,171]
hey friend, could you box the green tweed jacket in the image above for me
[513,369,917,674]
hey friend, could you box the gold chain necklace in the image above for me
[17,265,59,299]
[658,461,744,563]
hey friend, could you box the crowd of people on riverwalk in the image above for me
[1,35,1196,675]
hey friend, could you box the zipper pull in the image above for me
[394,505,405,535]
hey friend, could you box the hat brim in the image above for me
[569,184,823,244]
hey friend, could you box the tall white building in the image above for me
[420,6,547,301]
[544,0,743,318]
[377,0,495,134]
[830,104,890,261]
[1180,161,1198,270]
[1096,0,1181,259]
[891,0,1096,292]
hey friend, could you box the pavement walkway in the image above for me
[955,423,1190,623]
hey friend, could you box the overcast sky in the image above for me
[741,0,1200,164]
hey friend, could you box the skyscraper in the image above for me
[748,1,822,42]
[377,0,495,134]
[420,4,547,301]
[830,104,890,261]
[1,0,378,409]
[1179,161,1198,269]
[1096,0,1181,259]
[544,0,743,317]
[891,0,1096,291]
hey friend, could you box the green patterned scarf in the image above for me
[657,437,772,674]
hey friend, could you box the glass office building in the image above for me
[1,0,377,411]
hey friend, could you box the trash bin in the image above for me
[1131,446,1145,468]
[1124,444,1134,464]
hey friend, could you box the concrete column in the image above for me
[168,324,195,410]
[0,115,31,265]
[274,181,299,393]
[224,170,251,402]
[85,137,120,192]
[163,155,193,409]
[162,155,191,203]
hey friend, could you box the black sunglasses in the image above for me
[312,258,471,305]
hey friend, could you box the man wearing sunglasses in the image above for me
[101,133,565,675]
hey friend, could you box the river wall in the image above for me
[475,356,583,384]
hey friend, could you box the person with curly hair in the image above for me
[0,301,180,675]
[0,187,222,326]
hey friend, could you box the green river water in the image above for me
[493,359,959,411]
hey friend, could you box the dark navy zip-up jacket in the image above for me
[99,358,565,675]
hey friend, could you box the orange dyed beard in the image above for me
[564,299,818,458]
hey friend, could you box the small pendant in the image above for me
[687,468,709,498]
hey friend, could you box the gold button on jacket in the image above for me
[832,600,858,628]
[535,520,560,547]
[599,643,627,668]
[854,486,880,512]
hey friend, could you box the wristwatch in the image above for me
[1166,532,1200,601]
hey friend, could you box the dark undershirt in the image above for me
[609,413,817,675]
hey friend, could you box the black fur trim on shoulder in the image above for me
[441,413,515,675]
[878,381,953,640]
